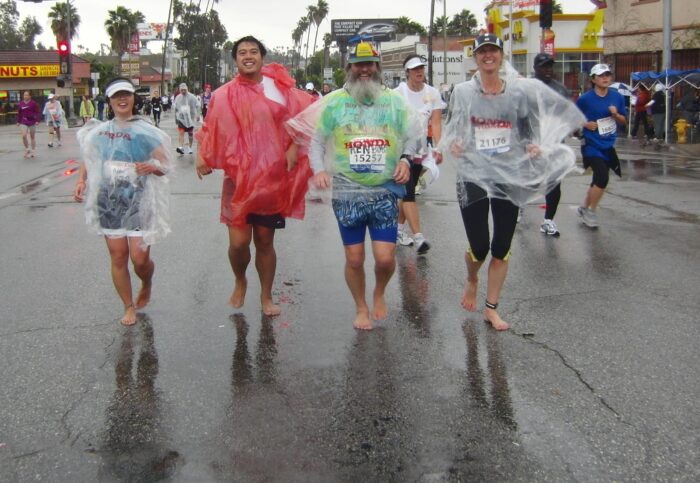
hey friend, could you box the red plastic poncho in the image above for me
[195,63,315,226]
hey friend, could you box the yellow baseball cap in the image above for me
[348,41,381,64]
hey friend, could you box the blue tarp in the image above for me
[631,69,700,87]
[629,69,700,143]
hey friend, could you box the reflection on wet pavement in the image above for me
[98,315,180,481]
[230,313,278,394]
[623,157,700,181]
[463,323,517,431]
[331,330,404,478]
[397,253,432,338]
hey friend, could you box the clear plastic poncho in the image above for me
[286,86,423,201]
[174,92,198,128]
[440,63,585,207]
[77,117,173,245]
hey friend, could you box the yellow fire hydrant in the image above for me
[674,118,689,144]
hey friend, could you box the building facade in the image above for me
[0,50,91,122]
[601,0,699,83]
[480,1,606,98]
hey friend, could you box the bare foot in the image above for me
[262,300,281,317]
[229,278,247,308]
[121,305,137,326]
[353,310,373,330]
[484,307,510,331]
[371,294,388,321]
[135,282,151,309]
[461,278,478,311]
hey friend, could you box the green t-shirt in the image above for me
[317,88,411,187]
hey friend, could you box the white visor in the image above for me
[405,57,426,70]
[106,81,136,98]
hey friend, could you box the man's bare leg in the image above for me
[344,243,372,330]
[461,250,483,311]
[130,239,154,309]
[583,185,605,211]
[370,240,396,321]
[178,130,185,150]
[105,237,136,326]
[484,257,510,331]
[253,225,280,316]
[228,225,252,308]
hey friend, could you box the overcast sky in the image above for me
[17,0,595,53]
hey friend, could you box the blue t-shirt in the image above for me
[576,89,627,160]
[92,119,160,163]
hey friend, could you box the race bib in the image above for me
[597,116,616,136]
[347,137,389,173]
[475,126,511,154]
[179,105,190,116]
[104,161,137,185]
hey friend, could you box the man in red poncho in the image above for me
[195,35,314,316]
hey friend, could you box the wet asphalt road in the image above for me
[0,115,699,482]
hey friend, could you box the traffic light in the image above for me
[57,40,71,75]
[540,0,553,29]
[56,76,65,88]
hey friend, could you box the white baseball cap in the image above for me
[305,82,314,90]
[590,63,612,77]
[47,93,55,99]
[105,79,136,98]
[404,57,426,70]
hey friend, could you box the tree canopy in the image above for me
[105,6,145,54]
[0,0,43,50]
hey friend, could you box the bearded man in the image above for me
[290,39,419,330]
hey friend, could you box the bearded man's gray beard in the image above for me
[346,70,383,104]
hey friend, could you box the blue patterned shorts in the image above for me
[332,191,399,245]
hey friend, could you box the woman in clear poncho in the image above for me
[73,77,173,326]
[440,34,584,330]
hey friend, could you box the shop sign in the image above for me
[0,65,60,78]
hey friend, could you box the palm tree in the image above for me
[304,4,317,74]
[311,0,329,62]
[293,17,309,72]
[204,0,219,15]
[434,15,449,36]
[105,6,145,54]
[48,1,80,42]
[396,16,427,36]
[322,32,332,71]
[448,9,477,37]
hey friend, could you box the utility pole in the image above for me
[662,0,672,144]
[443,0,447,86]
[66,0,75,125]
[160,0,174,96]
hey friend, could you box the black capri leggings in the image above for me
[402,163,424,202]
[457,182,519,261]
[583,156,610,189]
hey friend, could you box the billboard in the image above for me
[331,18,398,42]
[137,22,168,41]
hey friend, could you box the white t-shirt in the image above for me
[395,82,445,121]
[262,76,286,106]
